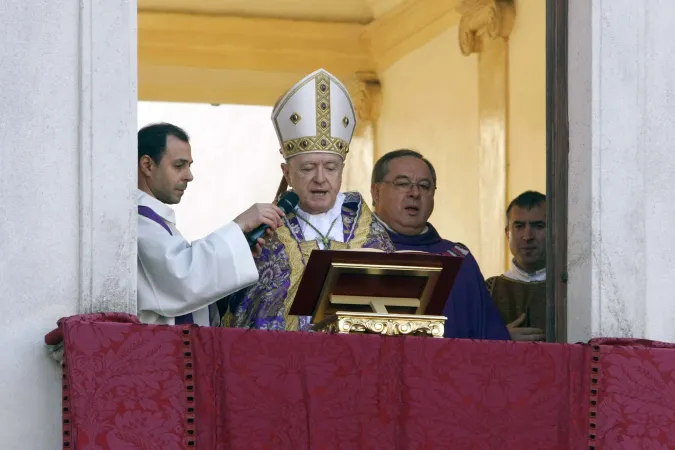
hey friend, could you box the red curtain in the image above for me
[49,314,675,449]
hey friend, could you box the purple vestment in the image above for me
[222,192,395,331]
[385,223,510,340]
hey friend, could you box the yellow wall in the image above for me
[376,1,546,276]
[377,27,483,258]
[508,0,547,199]
[138,0,546,276]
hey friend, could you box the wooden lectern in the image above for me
[289,250,464,338]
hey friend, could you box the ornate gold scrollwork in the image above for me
[314,312,446,338]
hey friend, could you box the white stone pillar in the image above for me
[0,1,137,447]
[567,0,675,343]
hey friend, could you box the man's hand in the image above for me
[251,237,266,256]
[234,203,285,234]
[507,313,545,342]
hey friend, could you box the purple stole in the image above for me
[223,192,395,331]
[385,223,510,340]
[138,205,197,325]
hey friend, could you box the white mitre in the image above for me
[272,69,357,160]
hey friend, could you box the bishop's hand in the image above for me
[507,313,545,342]
[250,231,276,256]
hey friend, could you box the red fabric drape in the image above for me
[51,314,675,449]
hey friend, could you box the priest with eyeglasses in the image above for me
[370,149,510,340]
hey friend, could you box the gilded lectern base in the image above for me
[313,312,446,338]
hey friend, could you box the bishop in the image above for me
[221,69,395,331]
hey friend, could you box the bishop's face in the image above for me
[282,152,344,214]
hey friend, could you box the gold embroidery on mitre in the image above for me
[282,136,349,159]
[289,112,301,124]
[315,73,331,151]
[279,72,352,160]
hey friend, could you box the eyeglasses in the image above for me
[379,179,436,194]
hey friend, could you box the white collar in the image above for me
[294,192,346,247]
[137,189,177,225]
[504,259,546,282]
[295,192,345,221]
[372,213,429,235]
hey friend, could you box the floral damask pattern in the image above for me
[593,339,675,449]
[60,314,188,449]
[226,191,394,331]
[54,315,675,450]
[401,339,590,449]
[191,327,590,449]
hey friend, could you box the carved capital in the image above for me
[353,72,382,126]
[457,0,515,56]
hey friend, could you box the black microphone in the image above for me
[246,191,299,248]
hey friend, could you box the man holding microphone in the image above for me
[136,122,284,326]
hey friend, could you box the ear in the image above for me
[139,155,155,177]
[504,226,510,238]
[281,162,291,186]
[371,183,379,208]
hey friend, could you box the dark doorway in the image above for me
[546,0,569,343]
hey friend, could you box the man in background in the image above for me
[486,191,547,341]
[137,122,284,326]
[371,149,510,340]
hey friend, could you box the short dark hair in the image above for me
[506,190,546,223]
[371,149,437,185]
[138,122,190,164]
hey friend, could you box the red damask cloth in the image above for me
[49,314,675,449]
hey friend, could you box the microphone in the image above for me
[246,191,299,248]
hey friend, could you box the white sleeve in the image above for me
[137,217,259,317]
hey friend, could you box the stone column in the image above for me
[567,0,675,342]
[345,72,381,205]
[457,0,515,276]
[0,1,137,447]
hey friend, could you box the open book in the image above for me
[334,248,429,254]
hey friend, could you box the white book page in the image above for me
[328,248,430,254]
